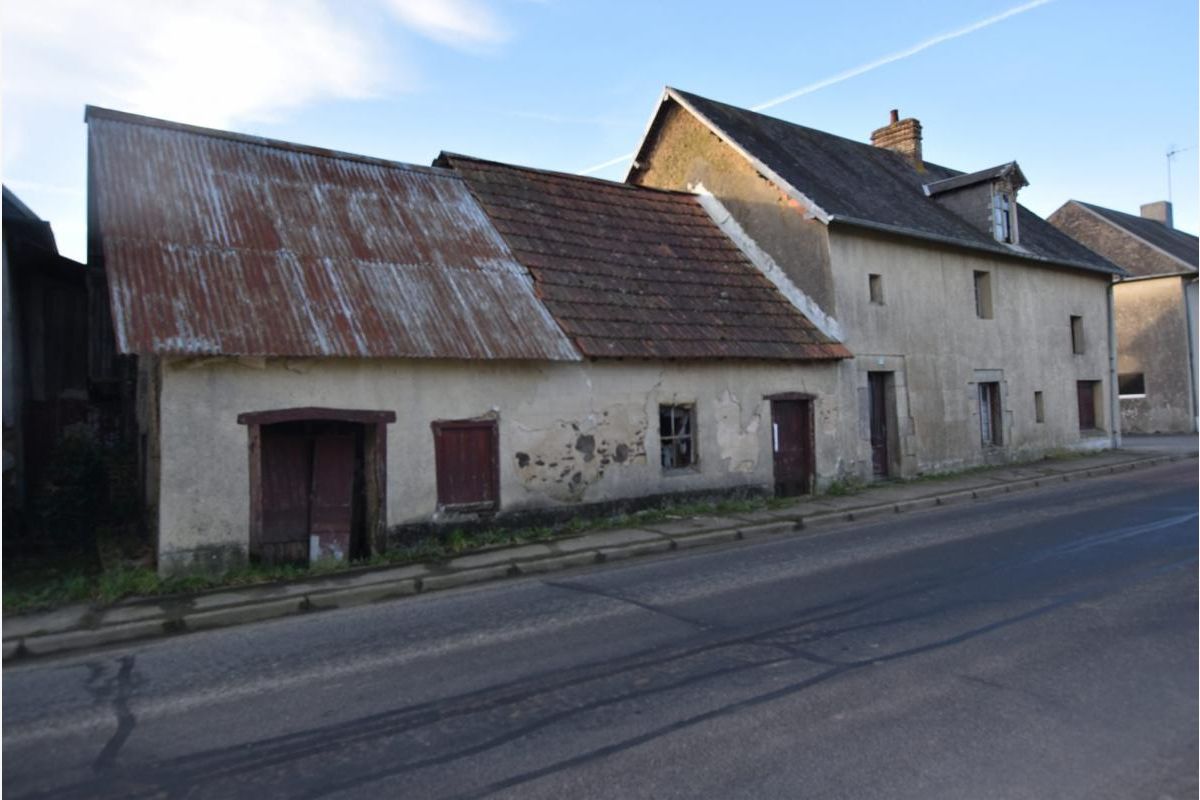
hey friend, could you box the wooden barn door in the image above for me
[260,426,313,564]
[259,421,359,564]
[772,398,814,497]
[309,431,356,562]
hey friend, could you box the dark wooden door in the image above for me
[260,429,312,563]
[1077,381,1096,430]
[309,432,356,561]
[869,372,890,477]
[772,399,813,497]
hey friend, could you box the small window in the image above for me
[432,418,499,509]
[1070,315,1084,354]
[974,271,993,319]
[993,191,1013,243]
[1118,373,1146,397]
[979,382,1002,446]
[659,404,696,469]
[868,273,884,305]
[1034,391,1045,423]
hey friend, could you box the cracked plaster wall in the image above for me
[155,358,842,570]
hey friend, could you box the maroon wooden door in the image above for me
[772,399,813,497]
[1077,381,1096,430]
[309,432,356,561]
[260,429,312,563]
[869,372,890,477]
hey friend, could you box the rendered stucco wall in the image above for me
[829,229,1116,474]
[1113,276,1196,433]
[630,102,837,317]
[155,358,843,572]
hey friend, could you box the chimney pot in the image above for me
[1140,201,1174,228]
[889,109,899,124]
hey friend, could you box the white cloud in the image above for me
[2,0,394,129]
[384,0,509,49]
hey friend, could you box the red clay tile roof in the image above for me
[441,154,850,361]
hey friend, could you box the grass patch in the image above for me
[822,476,865,497]
[4,490,791,616]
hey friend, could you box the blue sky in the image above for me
[4,0,1197,262]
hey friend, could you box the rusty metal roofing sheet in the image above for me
[442,154,850,362]
[85,107,579,360]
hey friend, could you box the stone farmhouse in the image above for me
[628,89,1124,479]
[1048,200,1198,435]
[86,90,1122,574]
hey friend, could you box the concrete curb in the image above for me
[5,450,1193,662]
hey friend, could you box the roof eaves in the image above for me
[628,88,833,225]
[1070,200,1198,274]
[829,214,1127,277]
[1117,269,1198,283]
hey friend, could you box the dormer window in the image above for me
[992,191,1013,243]
[925,161,1027,246]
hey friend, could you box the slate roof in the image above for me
[86,107,579,361]
[637,89,1122,277]
[1075,201,1198,271]
[441,153,851,361]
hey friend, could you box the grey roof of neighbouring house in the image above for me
[634,88,1123,277]
[1074,201,1198,270]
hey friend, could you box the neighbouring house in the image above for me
[1048,200,1198,434]
[3,187,129,555]
[627,89,1126,478]
[85,107,849,574]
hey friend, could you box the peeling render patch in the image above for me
[511,407,648,502]
[714,389,763,472]
[693,184,844,342]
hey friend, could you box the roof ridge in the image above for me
[85,105,454,179]
[1075,199,1199,239]
[667,87,959,174]
[440,151,702,199]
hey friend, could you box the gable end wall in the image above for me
[630,101,838,316]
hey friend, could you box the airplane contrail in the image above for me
[579,0,1055,175]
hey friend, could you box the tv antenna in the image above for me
[1166,144,1193,203]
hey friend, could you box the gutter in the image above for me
[1185,277,1199,431]
[828,216,1126,278]
[1107,279,1122,448]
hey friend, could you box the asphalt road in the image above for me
[4,461,1197,799]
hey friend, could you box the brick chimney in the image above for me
[1140,200,1173,228]
[871,109,923,169]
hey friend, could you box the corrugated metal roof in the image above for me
[86,107,580,361]
[442,154,851,361]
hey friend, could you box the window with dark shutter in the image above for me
[432,419,499,510]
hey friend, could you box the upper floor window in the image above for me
[992,191,1013,243]
[973,271,993,319]
[868,273,884,305]
[1070,315,1084,354]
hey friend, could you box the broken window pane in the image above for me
[659,404,696,469]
